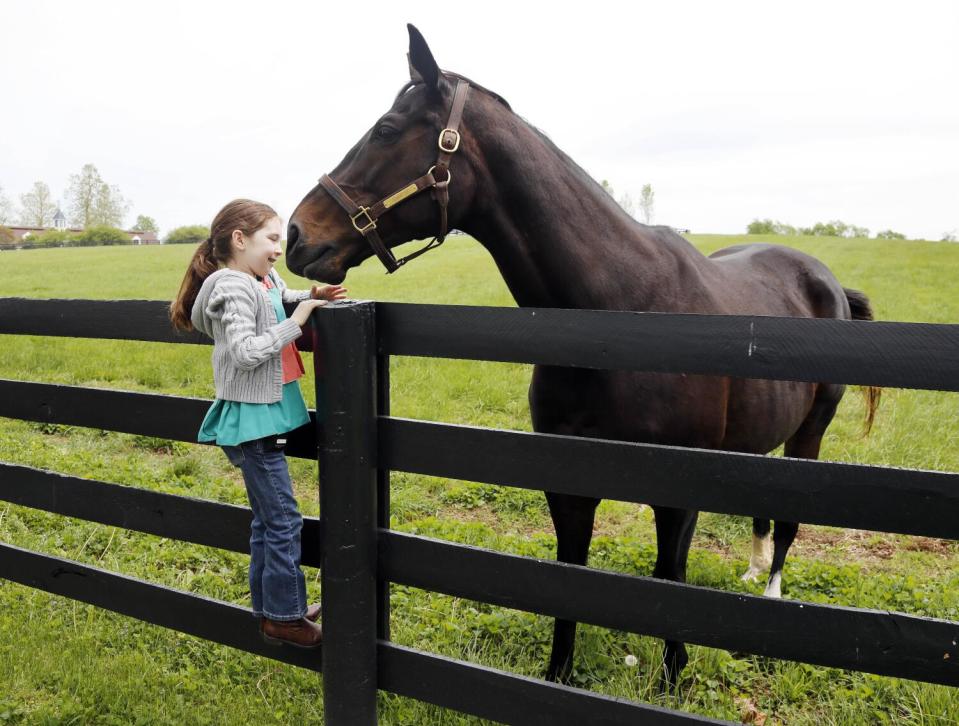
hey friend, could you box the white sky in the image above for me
[2,0,957,239]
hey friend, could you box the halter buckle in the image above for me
[438,128,461,153]
[351,207,376,234]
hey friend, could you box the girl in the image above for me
[170,199,346,648]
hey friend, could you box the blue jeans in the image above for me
[222,439,308,621]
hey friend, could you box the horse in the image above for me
[286,24,880,687]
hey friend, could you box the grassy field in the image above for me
[1,234,958,724]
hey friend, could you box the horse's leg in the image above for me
[740,517,772,582]
[764,384,843,598]
[544,491,600,683]
[652,505,699,689]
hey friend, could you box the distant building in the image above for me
[3,207,159,246]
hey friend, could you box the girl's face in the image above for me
[229,216,284,278]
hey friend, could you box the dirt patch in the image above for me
[790,527,896,561]
[903,536,954,555]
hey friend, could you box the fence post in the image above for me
[376,352,391,641]
[314,300,379,725]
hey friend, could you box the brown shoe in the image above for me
[305,603,321,622]
[260,617,323,648]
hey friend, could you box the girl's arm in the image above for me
[214,281,302,371]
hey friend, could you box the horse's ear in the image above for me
[407,24,440,90]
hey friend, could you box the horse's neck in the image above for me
[462,110,708,311]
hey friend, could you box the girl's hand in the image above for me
[311,284,348,301]
[291,299,328,327]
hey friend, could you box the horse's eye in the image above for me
[374,125,398,141]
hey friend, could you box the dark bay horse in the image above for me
[287,25,879,686]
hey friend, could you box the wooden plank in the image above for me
[376,303,959,391]
[314,301,380,724]
[0,297,317,351]
[0,542,324,671]
[0,379,319,460]
[380,531,959,686]
[380,418,959,540]
[4,296,958,390]
[378,642,723,725]
[0,543,719,724]
[0,298,207,344]
[0,463,322,567]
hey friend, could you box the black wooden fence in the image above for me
[1,296,958,725]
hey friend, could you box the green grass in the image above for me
[1,235,958,724]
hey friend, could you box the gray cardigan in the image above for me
[191,268,312,404]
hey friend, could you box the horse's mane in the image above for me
[394,72,611,205]
[394,72,512,111]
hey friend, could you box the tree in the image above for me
[811,221,840,237]
[773,221,798,235]
[616,192,636,218]
[639,184,655,224]
[165,225,210,245]
[19,181,57,227]
[65,164,129,228]
[747,219,776,234]
[134,215,159,234]
[600,179,615,197]
[0,185,12,225]
[875,229,906,240]
[0,226,14,246]
[940,230,957,243]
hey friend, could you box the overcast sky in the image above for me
[2,1,957,240]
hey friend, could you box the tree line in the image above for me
[747,218,957,242]
[0,164,158,239]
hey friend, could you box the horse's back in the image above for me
[707,242,850,320]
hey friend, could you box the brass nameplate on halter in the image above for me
[383,183,419,209]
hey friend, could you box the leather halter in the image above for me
[318,79,470,273]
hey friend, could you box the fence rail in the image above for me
[2,296,958,724]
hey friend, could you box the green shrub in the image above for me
[29,229,75,246]
[165,225,210,245]
[69,225,131,246]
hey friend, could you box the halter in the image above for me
[318,79,470,273]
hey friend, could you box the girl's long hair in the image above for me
[169,199,279,331]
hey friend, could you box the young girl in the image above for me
[170,199,346,648]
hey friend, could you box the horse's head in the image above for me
[287,25,485,283]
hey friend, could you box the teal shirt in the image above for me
[198,282,310,446]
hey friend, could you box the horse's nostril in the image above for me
[287,222,300,249]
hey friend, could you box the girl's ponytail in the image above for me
[170,237,218,331]
[169,199,279,331]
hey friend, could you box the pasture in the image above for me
[1,234,958,724]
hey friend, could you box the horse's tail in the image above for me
[844,287,881,435]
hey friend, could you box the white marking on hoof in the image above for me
[763,572,782,599]
[740,533,772,582]
[740,566,762,583]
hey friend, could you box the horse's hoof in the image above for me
[740,568,761,582]
[762,573,783,598]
